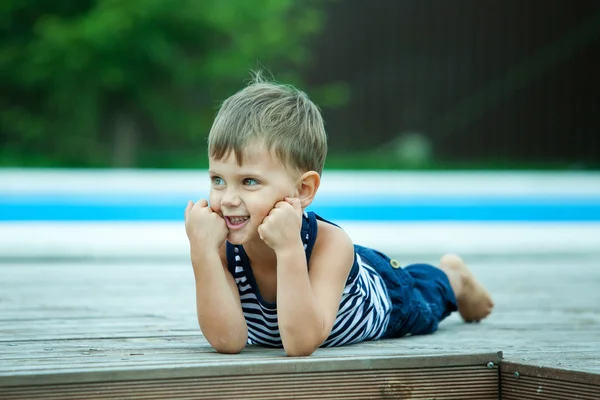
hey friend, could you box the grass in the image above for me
[1,148,597,170]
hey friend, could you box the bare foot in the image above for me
[439,254,494,322]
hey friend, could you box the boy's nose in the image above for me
[220,191,241,207]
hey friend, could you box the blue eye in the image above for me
[243,178,258,186]
[211,176,224,186]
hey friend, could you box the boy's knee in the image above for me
[440,253,463,266]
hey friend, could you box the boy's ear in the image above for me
[297,171,320,208]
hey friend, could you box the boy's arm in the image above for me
[276,223,354,356]
[258,198,353,357]
[185,199,247,353]
[191,243,248,354]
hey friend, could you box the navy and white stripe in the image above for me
[226,211,391,348]
[321,254,390,347]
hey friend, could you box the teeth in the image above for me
[229,217,248,224]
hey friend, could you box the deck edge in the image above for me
[0,351,502,387]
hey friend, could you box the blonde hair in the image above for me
[208,73,327,175]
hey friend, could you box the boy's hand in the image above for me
[184,199,228,251]
[258,197,303,252]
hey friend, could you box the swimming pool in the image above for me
[1,169,599,259]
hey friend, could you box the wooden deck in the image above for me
[1,254,599,397]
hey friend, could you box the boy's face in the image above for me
[208,142,300,246]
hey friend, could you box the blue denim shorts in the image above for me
[355,245,458,339]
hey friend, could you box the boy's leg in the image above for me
[438,254,494,322]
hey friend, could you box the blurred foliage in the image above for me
[0,0,346,168]
[324,151,590,171]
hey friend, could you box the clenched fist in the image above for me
[258,197,303,252]
[184,199,228,251]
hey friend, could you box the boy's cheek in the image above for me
[208,194,220,211]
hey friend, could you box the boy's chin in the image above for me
[226,234,242,245]
[226,231,251,246]
[226,231,262,247]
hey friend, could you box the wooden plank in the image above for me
[501,361,600,399]
[1,352,501,386]
[0,254,599,386]
[0,364,499,400]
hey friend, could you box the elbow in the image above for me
[281,322,327,357]
[210,335,247,354]
[203,327,248,354]
[213,342,246,354]
[283,335,323,357]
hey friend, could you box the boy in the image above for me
[184,74,494,357]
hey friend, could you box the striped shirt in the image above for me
[226,211,391,347]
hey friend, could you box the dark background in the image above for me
[308,0,600,168]
[1,0,598,169]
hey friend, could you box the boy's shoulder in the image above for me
[312,216,355,259]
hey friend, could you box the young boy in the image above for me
[184,74,494,357]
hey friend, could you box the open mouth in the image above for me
[225,216,250,229]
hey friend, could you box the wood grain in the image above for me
[1,255,598,387]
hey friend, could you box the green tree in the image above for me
[1,0,340,168]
